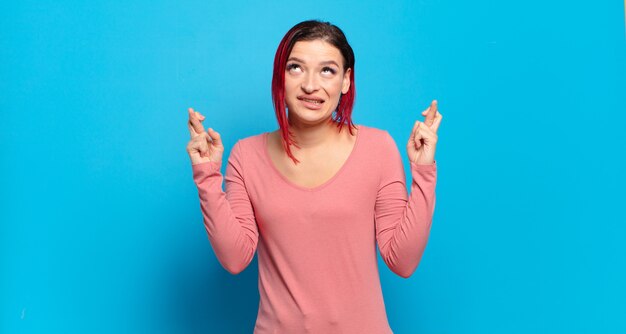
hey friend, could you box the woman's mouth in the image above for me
[298,97,324,110]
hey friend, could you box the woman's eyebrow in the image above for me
[287,57,339,67]
[319,60,339,67]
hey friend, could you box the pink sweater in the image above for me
[191,124,437,333]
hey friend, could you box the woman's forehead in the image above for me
[289,40,343,64]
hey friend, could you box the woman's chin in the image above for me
[287,109,333,125]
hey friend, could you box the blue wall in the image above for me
[2,1,625,333]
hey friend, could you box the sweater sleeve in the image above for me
[374,131,437,279]
[191,140,259,275]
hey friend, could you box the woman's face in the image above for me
[284,39,351,126]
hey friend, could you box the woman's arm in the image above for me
[374,132,437,278]
[192,141,259,275]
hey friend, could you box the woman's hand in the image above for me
[186,107,224,165]
[406,100,443,165]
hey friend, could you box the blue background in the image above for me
[2,1,625,333]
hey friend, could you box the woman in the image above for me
[186,20,442,334]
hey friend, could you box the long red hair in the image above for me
[271,20,356,165]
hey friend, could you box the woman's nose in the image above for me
[301,73,320,93]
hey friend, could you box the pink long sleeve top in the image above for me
[191,124,437,333]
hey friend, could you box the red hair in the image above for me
[271,20,356,165]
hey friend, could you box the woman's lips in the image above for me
[298,97,324,110]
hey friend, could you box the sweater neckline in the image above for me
[262,125,363,192]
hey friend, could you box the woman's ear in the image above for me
[341,68,352,94]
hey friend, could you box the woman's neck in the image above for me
[286,119,341,150]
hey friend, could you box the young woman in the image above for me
[186,19,442,334]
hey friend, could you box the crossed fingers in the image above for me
[421,100,443,133]
[188,107,206,138]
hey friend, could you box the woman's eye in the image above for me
[322,67,336,75]
[287,63,302,72]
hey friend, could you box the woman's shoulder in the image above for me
[357,124,388,138]
[227,131,268,163]
[355,124,396,149]
[236,131,266,147]
[227,132,261,157]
